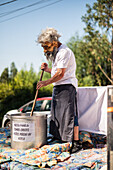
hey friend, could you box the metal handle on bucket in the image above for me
[30,69,44,116]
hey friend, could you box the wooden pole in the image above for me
[107,85,113,170]
[30,70,44,116]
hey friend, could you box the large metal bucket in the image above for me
[11,113,47,150]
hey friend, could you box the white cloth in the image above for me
[51,44,78,88]
[77,86,107,135]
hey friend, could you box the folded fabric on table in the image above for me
[0,143,71,168]
[11,143,71,168]
[51,147,107,170]
[0,127,107,169]
[0,128,71,168]
[0,147,107,170]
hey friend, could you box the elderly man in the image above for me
[37,28,82,153]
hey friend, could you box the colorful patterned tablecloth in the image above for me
[0,127,107,169]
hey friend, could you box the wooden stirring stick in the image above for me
[30,69,44,116]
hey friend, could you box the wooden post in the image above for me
[107,85,113,170]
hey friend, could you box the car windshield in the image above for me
[34,100,44,111]
[21,99,51,112]
[44,100,51,111]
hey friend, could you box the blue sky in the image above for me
[0,0,96,75]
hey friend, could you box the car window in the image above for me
[20,99,51,112]
[34,100,44,111]
[44,100,51,111]
[23,102,33,112]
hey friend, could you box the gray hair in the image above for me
[37,27,61,44]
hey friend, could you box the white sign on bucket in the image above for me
[12,121,35,142]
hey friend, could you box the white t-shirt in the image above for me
[51,44,78,88]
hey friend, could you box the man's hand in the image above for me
[37,80,48,90]
[41,63,51,73]
[41,63,48,71]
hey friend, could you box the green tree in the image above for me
[0,68,9,83]
[14,65,38,89]
[10,62,18,80]
[82,0,113,83]
[10,62,18,89]
[67,33,110,86]
[67,35,90,86]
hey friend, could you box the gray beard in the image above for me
[44,46,58,62]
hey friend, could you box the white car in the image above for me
[2,97,52,128]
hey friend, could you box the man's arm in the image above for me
[37,68,65,89]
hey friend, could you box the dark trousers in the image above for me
[50,84,77,142]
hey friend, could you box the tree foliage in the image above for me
[67,0,112,86]
[67,33,111,86]
[0,68,9,83]
[0,62,18,84]
[14,64,38,89]
[10,62,18,80]
[0,62,53,127]
[82,0,112,38]
[81,0,113,83]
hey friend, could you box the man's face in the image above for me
[41,41,58,61]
